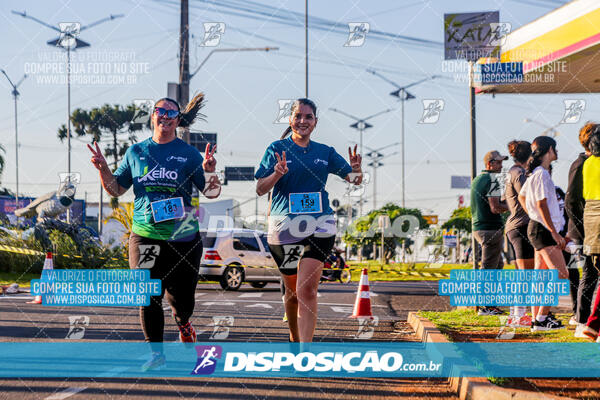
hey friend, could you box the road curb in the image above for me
[406,312,573,400]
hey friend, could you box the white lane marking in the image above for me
[317,293,321,297]
[196,298,386,307]
[238,292,263,298]
[245,303,273,309]
[44,387,86,400]
[0,296,32,300]
[202,302,236,306]
[370,292,378,296]
[330,306,354,314]
[195,293,206,297]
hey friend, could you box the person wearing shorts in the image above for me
[471,150,509,316]
[566,123,600,338]
[581,131,600,341]
[518,136,567,331]
[88,94,221,369]
[504,140,534,326]
[255,98,362,342]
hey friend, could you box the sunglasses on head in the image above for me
[154,107,180,119]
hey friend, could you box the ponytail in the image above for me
[178,92,205,128]
[526,136,556,173]
[280,126,293,140]
[281,98,318,139]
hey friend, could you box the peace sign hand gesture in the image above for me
[87,142,109,172]
[202,143,217,172]
[348,144,362,172]
[274,151,289,177]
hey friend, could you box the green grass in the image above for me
[347,262,477,281]
[419,309,589,343]
[0,262,502,285]
[0,272,40,286]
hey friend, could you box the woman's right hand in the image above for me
[274,151,288,177]
[87,142,109,172]
[552,231,566,250]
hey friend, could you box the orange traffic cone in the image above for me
[350,268,373,318]
[28,252,54,304]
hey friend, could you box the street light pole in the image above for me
[67,45,72,186]
[524,118,560,137]
[329,107,394,216]
[401,92,405,207]
[0,70,26,209]
[367,69,439,208]
[12,11,123,223]
[190,47,279,79]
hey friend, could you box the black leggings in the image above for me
[129,232,202,343]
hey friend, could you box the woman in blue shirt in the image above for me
[255,98,362,342]
[88,93,220,369]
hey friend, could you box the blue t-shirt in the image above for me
[114,137,205,241]
[255,136,352,243]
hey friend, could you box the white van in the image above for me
[199,228,280,290]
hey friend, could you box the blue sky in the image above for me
[0,0,594,221]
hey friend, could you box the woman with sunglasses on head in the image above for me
[87,93,221,369]
[255,98,362,342]
[518,136,567,331]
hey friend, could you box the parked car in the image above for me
[199,228,280,290]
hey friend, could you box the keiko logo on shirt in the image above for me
[314,158,328,166]
[138,165,178,182]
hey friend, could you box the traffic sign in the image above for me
[190,132,217,153]
[224,167,255,182]
[443,234,457,248]
[423,215,438,225]
[451,176,471,189]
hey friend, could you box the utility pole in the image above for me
[305,0,308,97]
[329,107,394,216]
[366,69,439,207]
[469,61,478,270]
[0,70,27,209]
[179,0,190,144]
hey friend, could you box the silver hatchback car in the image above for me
[198,228,280,290]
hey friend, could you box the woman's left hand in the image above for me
[348,144,362,172]
[202,143,217,172]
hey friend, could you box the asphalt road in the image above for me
[0,281,457,400]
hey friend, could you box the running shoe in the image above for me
[569,316,578,326]
[532,317,564,331]
[574,324,588,338]
[141,352,166,372]
[478,306,504,316]
[283,312,288,322]
[508,315,532,328]
[179,322,197,343]
[581,326,599,341]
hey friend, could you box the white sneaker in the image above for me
[569,316,578,326]
[574,324,588,338]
